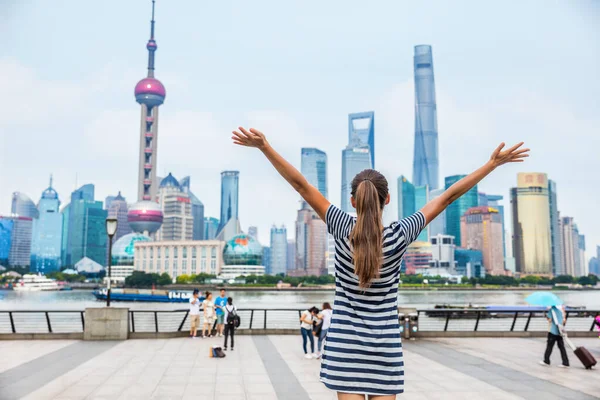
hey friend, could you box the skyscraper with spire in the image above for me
[412,45,439,190]
[31,176,63,273]
[134,0,166,203]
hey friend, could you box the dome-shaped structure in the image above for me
[127,201,164,234]
[223,234,263,266]
[159,173,180,189]
[41,187,58,200]
[111,232,152,266]
[134,77,166,107]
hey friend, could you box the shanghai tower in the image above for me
[412,45,439,190]
[134,0,166,202]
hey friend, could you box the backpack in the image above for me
[212,346,226,358]
[226,306,241,328]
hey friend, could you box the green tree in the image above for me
[553,275,574,284]
[158,273,172,286]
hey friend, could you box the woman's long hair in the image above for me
[349,169,388,288]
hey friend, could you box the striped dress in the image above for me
[320,204,426,396]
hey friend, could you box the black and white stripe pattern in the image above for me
[320,204,425,396]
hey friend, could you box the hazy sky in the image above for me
[1,0,599,258]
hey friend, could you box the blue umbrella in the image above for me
[525,292,563,307]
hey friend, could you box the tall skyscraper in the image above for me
[428,188,446,237]
[60,204,70,266]
[547,180,563,276]
[180,176,205,240]
[0,216,33,267]
[578,234,586,277]
[135,0,166,203]
[301,148,328,198]
[64,184,107,266]
[397,176,416,220]
[510,173,552,275]
[293,202,327,276]
[262,246,271,274]
[479,193,508,265]
[11,192,39,219]
[560,216,577,276]
[0,218,13,266]
[287,239,296,272]
[461,206,504,275]
[155,174,193,241]
[348,112,375,168]
[412,45,439,190]
[445,175,477,247]
[341,146,371,213]
[106,192,131,243]
[204,217,219,240]
[414,185,429,242]
[398,176,428,241]
[31,178,63,273]
[270,225,287,276]
[216,171,241,240]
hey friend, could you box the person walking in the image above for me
[202,291,215,338]
[215,289,228,337]
[316,302,333,359]
[594,313,600,339]
[540,305,570,367]
[232,126,528,399]
[223,297,237,351]
[189,289,201,338]
[300,307,318,359]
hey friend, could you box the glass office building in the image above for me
[414,185,429,242]
[445,175,477,247]
[180,176,205,240]
[11,192,39,219]
[412,45,439,190]
[397,175,416,220]
[31,182,63,273]
[269,225,287,276]
[348,112,375,168]
[217,171,239,235]
[301,148,328,198]
[341,146,371,213]
[510,173,552,275]
[0,218,14,266]
[64,185,107,266]
[548,180,563,276]
[204,217,219,240]
[428,188,446,237]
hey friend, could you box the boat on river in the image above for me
[92,288,205,303]
[13,274,61,292]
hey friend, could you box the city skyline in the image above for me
[1,0,599,255]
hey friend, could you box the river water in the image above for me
[1,289,599,310]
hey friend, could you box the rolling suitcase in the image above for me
[564,334,597,370]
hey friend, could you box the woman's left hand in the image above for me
[232,127,269,150]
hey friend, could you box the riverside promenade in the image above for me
[0,337,598,400]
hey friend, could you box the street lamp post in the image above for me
[105,217,118,307]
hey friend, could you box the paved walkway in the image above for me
[0,337,598,399]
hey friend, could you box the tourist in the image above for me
[189,289,201,338]
[595,313,600,338]
[202,291,215,338]
[540,305,569,367]
[223,297,237,351]
[215,288,228,337]
[300,306,318,359]
[232,126,528,399]
[316,302,333,359]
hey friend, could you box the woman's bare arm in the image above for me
[420,142,529,225]
[232,127,330,220]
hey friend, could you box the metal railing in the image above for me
[1,308,598,335]
[0,310,85,334]
[417,308,600,333]
[128,308,304,333]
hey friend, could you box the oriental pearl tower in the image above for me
[127,0,164,236]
